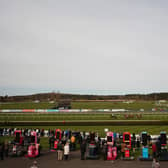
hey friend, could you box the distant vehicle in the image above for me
[53,99,71,109]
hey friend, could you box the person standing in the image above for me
[62,136,67,146]
[121,142,126,158]
[57,141,63,160]
[152,143,157,159]
[155,159,160,168]
[70,135,76,151]
[156,140,161,158]
[4,140,9,158]
[30,160,38,168]
[132,133,136,152]
[136,135,140,149]
[64,142,70,160]
[152,158,160,168]
[147,134,152,146]
[80,140,86,160]
[102,143,107,160]
[0,142,4,160]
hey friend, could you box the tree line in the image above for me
[0,92,168,102]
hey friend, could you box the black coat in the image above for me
[80,143,86,153]
[0,143,4,153]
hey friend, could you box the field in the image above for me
[1,113,168,122]
[0,101,168,127]
[0,101,168,122]
[0,100,167,110]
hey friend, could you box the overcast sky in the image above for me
[0,0,168,96]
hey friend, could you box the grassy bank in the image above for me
[0,101,166,110]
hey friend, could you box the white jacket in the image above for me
[64,144,70,155]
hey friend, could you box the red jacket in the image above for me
[152,144,156,152]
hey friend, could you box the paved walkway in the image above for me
[0,151,168,168]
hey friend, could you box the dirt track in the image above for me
[0,150,168,168]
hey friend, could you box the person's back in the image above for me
[152,143,157,158]
[64,144,69,155]
[4,141,9,157]
[80,142,86,153]
[0,142,4,160]
[30,161,38,168]
[57,142,63,151]
[30,166,38,168]
[121,143,125,152]
[64,143,70,160]
[152,143,156,152]
[71,136,75,143]
[103,143,107,160]
[0,143,2,152]
[57,142,63,160]
[155,161,160,168]
[152,159,160,168]
[4,141,8,150]
[62,136,66,145]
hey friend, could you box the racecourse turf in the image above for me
[0,100,167,110]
